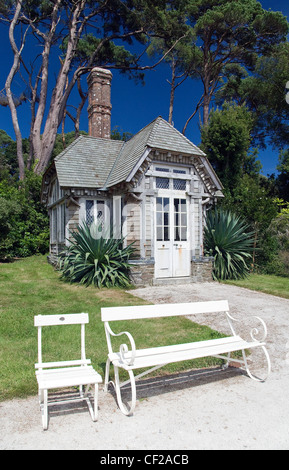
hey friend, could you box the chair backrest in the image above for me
[34,313,89,370]
[101,300,229,322]
[34,313,89,327]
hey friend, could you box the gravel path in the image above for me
[1,282,289,450]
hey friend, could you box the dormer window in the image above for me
[154,165,189,192]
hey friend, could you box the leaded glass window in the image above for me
[86,200,94,226]
[173,179,186,191]
[156,177,170,189]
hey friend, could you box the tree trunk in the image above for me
[202,66,211,127]
[182,93,204,135]
[33,0,85,175]
[203,94,210,127]
[202,33,211,128]
[168,59,176,124]
[5,0,25,180]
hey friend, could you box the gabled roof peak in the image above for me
[146,116,206,157]
[47,116,218,194]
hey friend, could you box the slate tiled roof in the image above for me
[54,136,124,188]
[104,118,156,188]
[147,117,206,156]
[53,116,209,190]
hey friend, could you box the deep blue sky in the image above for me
[0,0,288,176]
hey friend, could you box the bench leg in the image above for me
[221,352,231,370]
[242,345,271,382]
[113,365,136,416]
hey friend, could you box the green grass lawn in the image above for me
[224,274,289,299]
[0,255,226,401]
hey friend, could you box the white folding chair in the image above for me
[34,313,102,430]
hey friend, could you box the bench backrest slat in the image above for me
[101,300,229,322]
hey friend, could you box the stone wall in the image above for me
[128,257,214,286]
[129,259,155,286]
[191,257,214,282]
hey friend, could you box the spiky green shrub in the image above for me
[58,222,135,288]
[204,208,255,280]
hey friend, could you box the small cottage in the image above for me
[42,67,223,285]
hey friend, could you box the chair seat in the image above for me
[36,366,102,390]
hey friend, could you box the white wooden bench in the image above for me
[101,300,271,415]
[34,313,102,430]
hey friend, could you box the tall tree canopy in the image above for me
[187,0,288,126]
[147,0,289,131]
[0,0,185,179]
[216,42,289,151]
[201,102,255,192]
[1,0,288,179]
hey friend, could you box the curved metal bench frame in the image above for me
[102,301,271,416]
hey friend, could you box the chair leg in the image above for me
[41,389,48,431]
[81,383,99,422]
[104,357,111,392]
[93,383,98,422]
[38,388,44,408]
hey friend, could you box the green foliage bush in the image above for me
[58,222,135,288]
[264,209,289,276]
[0,171,49,259]
[204,208,255,280]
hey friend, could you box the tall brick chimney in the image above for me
[87,67,112,139]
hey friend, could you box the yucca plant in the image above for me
[58,222,135,288]
[204,208,255,281]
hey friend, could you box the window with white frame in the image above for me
[49,179,66,245]
[50,203,66,244]
[154,166,189,192]
[59,203,66,242]
[51,207,57,243]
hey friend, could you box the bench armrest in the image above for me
[226,312,268,342]
[104,322,136,366]
[249,316,268,342]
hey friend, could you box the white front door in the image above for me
[155,196,191,278]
